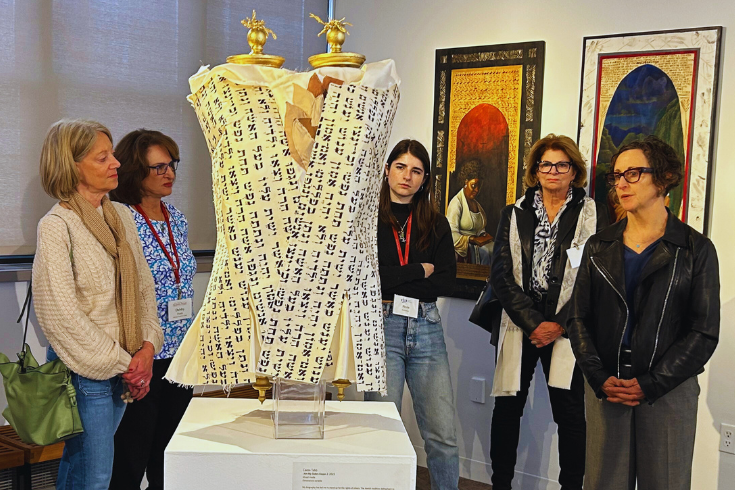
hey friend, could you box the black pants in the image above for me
[110,357,193,490]
[490,335,586,490]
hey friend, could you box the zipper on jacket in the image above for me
[590,256,628,379]
[648,248,680,370]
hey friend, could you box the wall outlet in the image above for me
[720,423,735,454]
[469,376,486,404]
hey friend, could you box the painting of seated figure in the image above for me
[431,41,545,298]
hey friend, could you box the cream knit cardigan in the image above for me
[32,202,163,380]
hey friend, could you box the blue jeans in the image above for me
[48,347,127,490]
[365,302,459,490]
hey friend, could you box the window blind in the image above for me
[0,0,328,256]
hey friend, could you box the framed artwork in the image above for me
[431,41,545,299]
[578,27,723,234]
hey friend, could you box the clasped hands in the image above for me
[529,321,564,348]
[601,376,645,406]
[122,341,155,401]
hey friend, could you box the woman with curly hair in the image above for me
[446,159,494,264]
[567,135,719,489]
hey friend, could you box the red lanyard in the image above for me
[392,213,412,266]
[134,203,181,286]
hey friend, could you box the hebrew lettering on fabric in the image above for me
[258,83,398,392]
[166,61,400,394]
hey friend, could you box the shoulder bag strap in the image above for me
[15,281,33,352]
[20,214,73,359]
[17,281,32,370]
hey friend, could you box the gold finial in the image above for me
[331,379,352,402]
[310,14,352,54]
[226,10,285,68]
[252,375,272,404]
[242,10,276,55]
[307,14,365,68]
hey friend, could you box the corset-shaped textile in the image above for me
[165,61,400,394]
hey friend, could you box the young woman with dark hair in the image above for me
[365,139,459,490]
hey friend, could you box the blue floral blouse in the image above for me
[128,203,197,360]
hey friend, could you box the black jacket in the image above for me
[566,212,720,403]
[490,186,608,345]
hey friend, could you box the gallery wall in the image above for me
[335,0,735,489]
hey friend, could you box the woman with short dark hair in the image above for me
[110,130,181,205]
[567,135,719,489]
[109,129,197,490]
[489,134,607,490]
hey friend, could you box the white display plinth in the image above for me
[165,399,417,490]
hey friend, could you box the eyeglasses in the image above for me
[605,167,653,186]
[148,159,179,175]
[537,161,572,174]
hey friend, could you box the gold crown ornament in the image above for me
[308,14,365,69]
[226,10,285,68]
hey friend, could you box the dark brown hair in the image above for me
[109,129,180,205]
[379,139,438,251]
[524,133,587,188]
[611,135,683,195]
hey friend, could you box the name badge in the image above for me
[566,246,583,269]
[393,294,419,318]
[168,298,193,321]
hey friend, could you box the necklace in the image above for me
[398,216,410,243]
[625,224,666,249]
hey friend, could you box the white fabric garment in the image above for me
[166,61,400,393]
[491,195,597,396]
[491,208,524,396]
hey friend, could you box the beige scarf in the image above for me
[66,192,142,354]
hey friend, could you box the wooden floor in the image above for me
[416,466,492,489]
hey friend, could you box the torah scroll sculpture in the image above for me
[166,61,400,395]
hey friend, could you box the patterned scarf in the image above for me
[65,192,142,354]
[492,193,597,396]
[530,187,573,300]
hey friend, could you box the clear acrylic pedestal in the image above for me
[273,378,326,439]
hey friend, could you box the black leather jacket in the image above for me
[567,212,720,403]
[490,186,608,345]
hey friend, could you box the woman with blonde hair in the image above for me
[33,119,162,489]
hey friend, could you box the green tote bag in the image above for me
[0,282,83,446]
